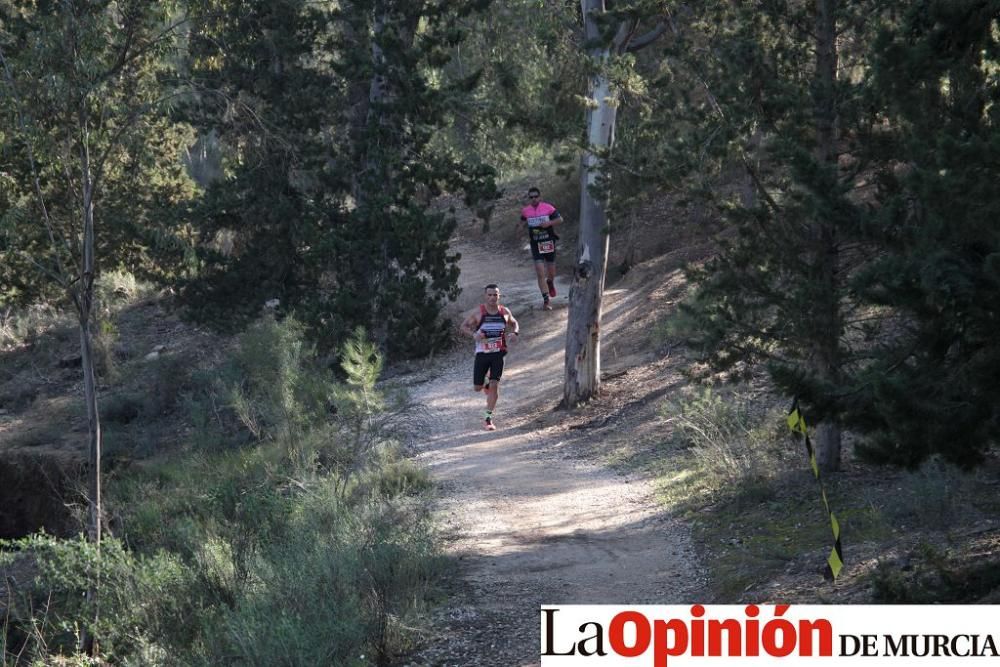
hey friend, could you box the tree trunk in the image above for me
[78,145,102,657]
[564,0,617,407]
[741,127,763,209]
[80,189,101,545]
[366,5,391,349]
[813,0,841,472]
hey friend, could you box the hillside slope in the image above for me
[397,233,706,666]
[400,187,1000,664]
[3,184,998,666]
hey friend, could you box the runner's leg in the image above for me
[545,258,557,297]
[484,354,503,428]
[486,379,499,412]
[487,354,503,414]
[473,354,488,392]
[533,260,548,296]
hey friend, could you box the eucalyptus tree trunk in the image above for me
[564,12,614,406]
[564,1,664,406]
[812,0,842,471]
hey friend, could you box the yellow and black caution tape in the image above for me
[787,400,843,581]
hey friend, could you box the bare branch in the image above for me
[624,22,667,52]
[13,250,70,290]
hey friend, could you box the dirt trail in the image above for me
[403,238,707,666]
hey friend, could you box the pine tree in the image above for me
[179,0,498,358]
[431,0,586,177]
[848,0,1000,467]
[659,0,889,471]
[177,0,339,327]
[327,0,498,356]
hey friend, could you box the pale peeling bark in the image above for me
[564,0,618,406]
[564,2,664,406]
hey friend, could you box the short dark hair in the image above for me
[484,283,499,292]
[527,187,540,196]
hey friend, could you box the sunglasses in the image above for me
[528,193,540,199]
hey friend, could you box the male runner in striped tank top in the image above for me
[460,284,520,431]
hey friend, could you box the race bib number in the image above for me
[482,337,503,352]
[527,215,548,228]
[537,240,555,254]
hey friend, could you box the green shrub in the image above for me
[882,456,966,531]
[129,461,442,666]
[0,533,195,665]
[371,454,433,498]
[185,315,333,449]
[93,317,120,382]
[85,321,440,665]
[650,302,701,351]
[201,537,347,665]
[661,388,789,504]
[122,484,205,558]
[93,269,153,309]
[0,304,73,351]
[142,354,191,417]
[871,543,1000,603]
[330,328,415,491]
[102,391,144,424]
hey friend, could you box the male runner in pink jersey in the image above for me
[520,187,564,310]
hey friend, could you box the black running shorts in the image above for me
[473,351,505,386]
[530,242,556,263]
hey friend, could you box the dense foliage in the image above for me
[0,0,196,306]
[177,0,500,357]
[2,319,438,664]
[3,0,1000,660]
[608,0,1000,469]
[846,0,1000,467]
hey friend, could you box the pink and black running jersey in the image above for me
[521,201,559,228]
[521,201,560,250]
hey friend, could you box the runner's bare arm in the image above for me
[460,310,482,339]
[543,213,564,229]
[506,311,520,337]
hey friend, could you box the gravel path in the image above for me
[403,239,706,666]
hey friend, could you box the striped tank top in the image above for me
[475,305,508,354]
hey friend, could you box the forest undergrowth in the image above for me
[1,182,999,666]
[1,299,441,665]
